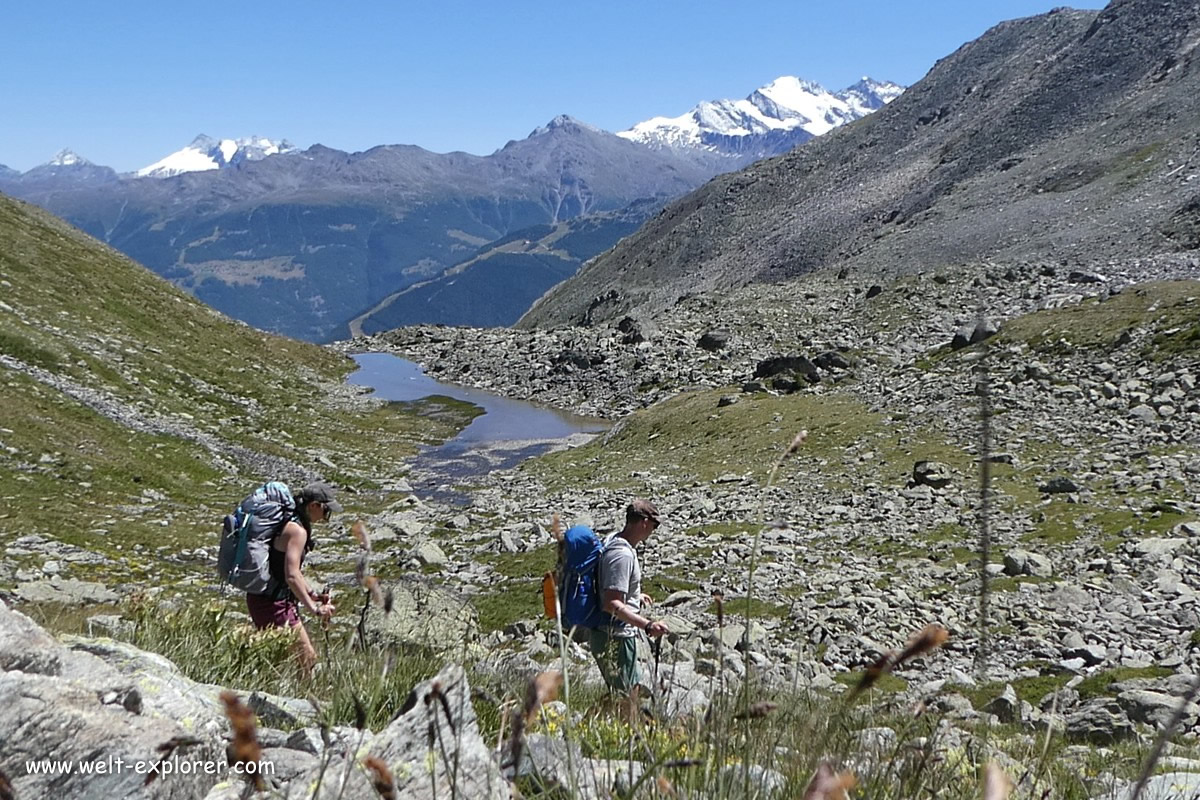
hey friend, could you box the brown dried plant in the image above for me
[352,520,371,552]
[503,671,564,773]
[850,623,950,700]
[801,762,857,800]
[365,576,384,608]
[362,755,397,800]
[733,701,779,720]
[219,690,264,789]
[655,775,679,798]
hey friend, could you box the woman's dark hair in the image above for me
[292,491,316,550]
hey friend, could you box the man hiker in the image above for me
[245,482,341,675]
[591,498,670,694]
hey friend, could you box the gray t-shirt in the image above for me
[598,534,641,639]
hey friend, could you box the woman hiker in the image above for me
[245,482,340,675]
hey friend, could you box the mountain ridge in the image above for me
[519,2,1200,329]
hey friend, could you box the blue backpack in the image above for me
[558,525,611,629]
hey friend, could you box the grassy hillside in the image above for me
[0,193,474,592]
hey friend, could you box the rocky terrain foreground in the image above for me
[4,255,1200,799]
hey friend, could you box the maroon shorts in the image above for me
[246,592,300,629]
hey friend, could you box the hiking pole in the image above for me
[652,634,663,691]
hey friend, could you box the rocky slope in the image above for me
[349,253,1200,749]
[520,0,1200,328]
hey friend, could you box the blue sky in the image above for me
[0,0,1105,172]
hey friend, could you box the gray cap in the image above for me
[299,482,343,513]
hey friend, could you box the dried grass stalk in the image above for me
[365,575,384,608]
[353,520,371,552]
[219,690,264,789]
[362,755,397,800]
[656,775,679,797]
[850,623,950,699]
[733,701,779,719]
[523,671,563,724]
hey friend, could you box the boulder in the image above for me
[814,350,852,370]
[410,539,449,567]
[1039,477,1080,494]
[1064,697,1134,743]
[753,355,820,384]
[15,578,119,605]
[0,600,64,674]
[912,461,954,489]
[697,330,731,351]
[288,664,509,799]
[1118,689,1200,731]
[363,579,479,649]
[1002,550,1053,578]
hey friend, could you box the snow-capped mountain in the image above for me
[47,149,92,167]
[619,76,904,162]
[136,134,296,178]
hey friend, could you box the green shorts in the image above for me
[589,628,639,693]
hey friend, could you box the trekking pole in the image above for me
[652,634,663,706]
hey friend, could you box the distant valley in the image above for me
[0,77,900,341]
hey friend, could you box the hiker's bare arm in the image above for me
[603,589,668,637]
[281,524,333,618]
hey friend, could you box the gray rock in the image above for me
[0,600,63,674]
[1135,538,1187,558]
[1003,549,1053,578]
[363,579,479,648]
[1129,404,1159,422]
[1039,476,1079,494]
[1118,772,1200,800]
[912,460,953,489]
[3,671,223,800]
[16,578,119,604]
[1117,689,1200,731]
[410,539,448,567]
[984,684,1020,723]
[1065,697,1135,743]
[61,637,226,740]
[718,764,788,799]
[1065,644,1108,667]
[698,330,731,351]
[754,355,819,384]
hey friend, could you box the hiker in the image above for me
[591,499,670,694]
[244,482,341,674]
